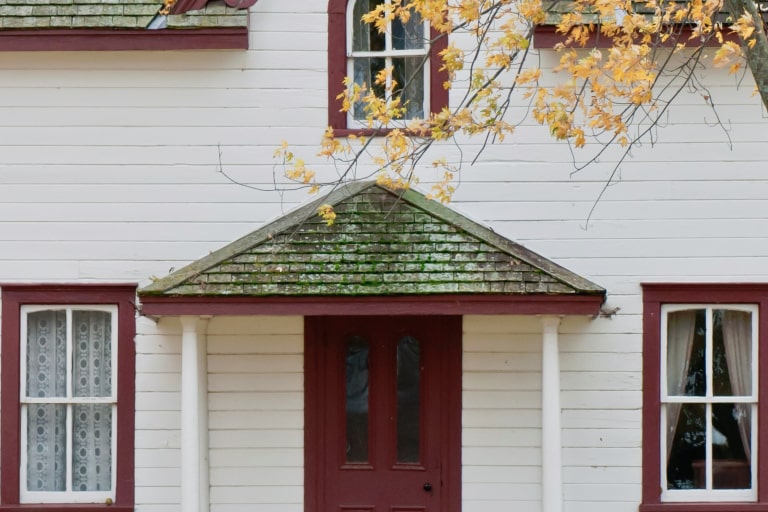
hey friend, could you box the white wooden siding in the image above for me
[0,0,766,511]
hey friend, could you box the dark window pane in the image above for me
[713,309,752,397]
[392,57,425,119]
[346,336,369,463]
[392,6,424,50]
[712,403,751,489]
[667,309,706,397]
[667,403,706,490]
[352,0,385,52]
[397,336,420,463]
[352,57,386,120]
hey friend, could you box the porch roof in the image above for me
[139,182,605,316]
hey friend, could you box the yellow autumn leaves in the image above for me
[274,0,755,223]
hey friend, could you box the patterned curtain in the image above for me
[26,310,67,492]
[72,311,113,492]
[25,310,113,493]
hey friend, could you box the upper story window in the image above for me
[1,285,136,512]
[328,0,448,136]
[642,284,768,512]
[348,0,429,124]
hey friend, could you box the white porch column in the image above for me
[541,316,563,512]
[197,317,211,512]
[180,316,209,512]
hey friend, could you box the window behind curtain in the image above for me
[662,305,757,502]
[21,306,117,503]
[348,0,429,123]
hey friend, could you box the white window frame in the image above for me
[19,305,119,504]
[660,303,758,503]
[346,0,431,126]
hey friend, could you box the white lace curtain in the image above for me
[26,310,113,493]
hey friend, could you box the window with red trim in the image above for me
[1,285,136,512]
[328,0,449,137]
[641,284,768,512]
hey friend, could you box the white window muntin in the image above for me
[19,305,118,503]
[346,0,431,125]
[660,303,758,502]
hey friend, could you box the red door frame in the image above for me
[305,316,462,512]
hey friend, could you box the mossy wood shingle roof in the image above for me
[0,0,247,30]
[140,182,604,300]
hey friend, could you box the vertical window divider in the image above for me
[66,308,74,494]
[705,308,713,492]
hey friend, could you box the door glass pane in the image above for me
[667,403,706,490]
[712,403,751,489]
[26,310,67,398]
[397,336,420,463]
[713,309,752,397]
[346,336,370,463]
[26,404,67,492]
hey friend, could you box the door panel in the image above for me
[305,316,461,512]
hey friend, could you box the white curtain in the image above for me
[666,310,697,461]
[71,311,113,492]
[25,310,112,493]
[722,310,753,462]
[26,310,67,492]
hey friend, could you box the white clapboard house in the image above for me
[0,2,767,512]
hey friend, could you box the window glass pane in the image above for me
[393,57,425,119]
[352,57,386,120]
[713,309,752,397]
[392,5,424,50]
[26,404,66,492]
[712,403,751,489]
[72,311,113,398]
[72,404,113,492]
[352,0,385,52]
[26,310,67,398]
[397,336,420,463]
[346,336,369,463]
[666,309,705,397]
[667,403,706,490]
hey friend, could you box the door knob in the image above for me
[423,482,432,492]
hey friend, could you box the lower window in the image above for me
[642,284,768,511]
[1,285,135,511]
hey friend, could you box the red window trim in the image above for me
[0,284,137,511]
[641,283,768,512]
[327,0,449,137]
[0,28,248,52]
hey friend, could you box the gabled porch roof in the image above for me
[138,182,605,316]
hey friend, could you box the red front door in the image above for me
[305,316,461,512]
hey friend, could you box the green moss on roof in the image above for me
[139,182,605,298]
[0,0,246,30]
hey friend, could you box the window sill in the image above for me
[0,28,248,51]
[640,502,768,512]
[332,127,432,138]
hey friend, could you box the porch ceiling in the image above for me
[138,182,605,315]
